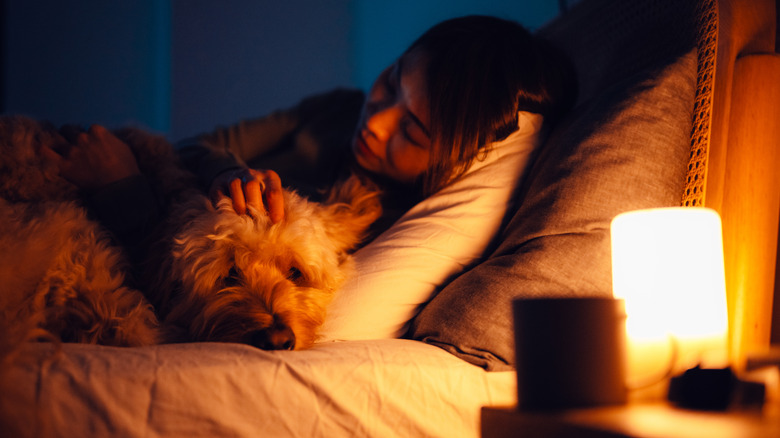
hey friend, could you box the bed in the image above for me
[1,0,778,437]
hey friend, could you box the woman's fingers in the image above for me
[261,170,284,223]
[212,168,285,223]
[229,177,247,215]
[244,179,264,215]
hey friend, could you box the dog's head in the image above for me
[0,116,77,202]
[159,175,381,350]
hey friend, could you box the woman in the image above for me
[50,15,575,248]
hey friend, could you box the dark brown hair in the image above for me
[405,15,576,195]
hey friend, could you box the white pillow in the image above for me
[317,112,543,341]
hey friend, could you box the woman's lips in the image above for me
[355,132,378,161]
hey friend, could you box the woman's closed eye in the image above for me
[400,117,428,148]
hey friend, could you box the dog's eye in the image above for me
[287,266,303,282]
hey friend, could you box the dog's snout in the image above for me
[249,325,296,351]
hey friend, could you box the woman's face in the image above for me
[351,49,432,184]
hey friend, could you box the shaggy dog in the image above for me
[137,138,382,350]
[0,117,160,360]
[0,115,381,358]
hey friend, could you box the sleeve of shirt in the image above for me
[174,88,365,190]
[174,101,303,190]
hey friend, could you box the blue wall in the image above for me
[2,0,561,140]
[170,0,354,139]
[3,0,170,133]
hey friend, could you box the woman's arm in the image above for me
[175,108,297,219]
[175,108,300,192]
[175,89,365,219]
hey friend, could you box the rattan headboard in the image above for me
[682,0,717,208]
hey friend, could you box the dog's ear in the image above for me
[321,175,382,254]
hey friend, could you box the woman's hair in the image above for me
[405,15,577,195]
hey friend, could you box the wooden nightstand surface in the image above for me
[481,402,780,438]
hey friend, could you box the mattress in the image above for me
[1,339,517,437]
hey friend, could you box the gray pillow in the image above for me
[409,49,697,371]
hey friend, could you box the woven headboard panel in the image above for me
[683,0,717,207]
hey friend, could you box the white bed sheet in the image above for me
[1,339,516,438]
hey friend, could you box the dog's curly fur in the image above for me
[137,139,382,350]
[0,115,381,359]
[0,117,159,363]
[147,178,381,349]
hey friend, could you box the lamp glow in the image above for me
[611,207,729,389]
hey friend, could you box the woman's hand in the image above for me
[210,167,285,223]
[42,124,140,191]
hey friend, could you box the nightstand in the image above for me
[481,402,780,438]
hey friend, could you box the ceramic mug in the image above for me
[513,297,627,410]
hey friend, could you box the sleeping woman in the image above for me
[49,15,574,245]
[176,15,576,238]
[47,15,576,316]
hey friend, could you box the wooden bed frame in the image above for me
[688,0,780,367]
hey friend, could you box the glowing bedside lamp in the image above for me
[610,207,729,396]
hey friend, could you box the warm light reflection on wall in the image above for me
[611,208,729,389]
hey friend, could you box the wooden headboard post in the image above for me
[701,0,780,369]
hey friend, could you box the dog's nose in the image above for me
[249,325,296,350]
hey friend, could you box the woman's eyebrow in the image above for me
[397,58,431,139]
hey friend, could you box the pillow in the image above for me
[317,112,543,341]
[409,49,697,371]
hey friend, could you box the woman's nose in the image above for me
[366,105,403,142]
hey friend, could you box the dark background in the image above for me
[1,0,563,140]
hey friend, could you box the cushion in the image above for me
[317,112,543,341]
[410,49,697,371]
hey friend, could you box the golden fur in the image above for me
[144,166,381,350]
[0,115,381,360]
